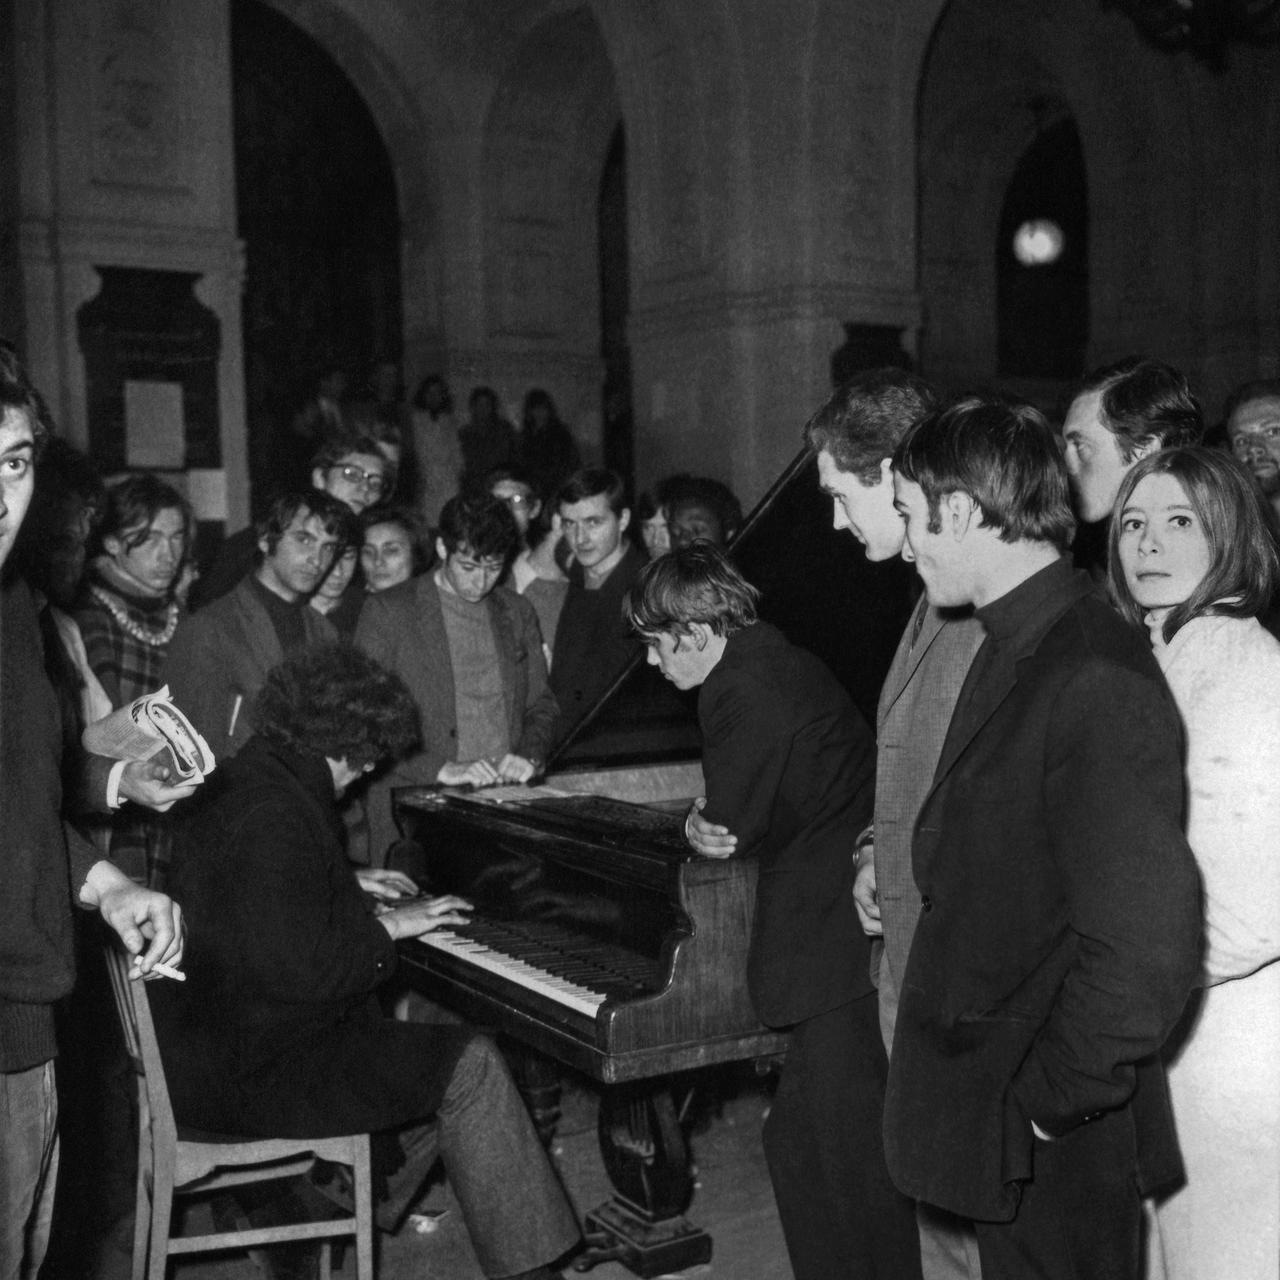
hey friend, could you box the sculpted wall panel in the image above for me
[92,1,182,190]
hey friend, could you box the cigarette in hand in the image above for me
[133,958,186,981]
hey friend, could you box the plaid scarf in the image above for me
[74,566,183,885]
[76,565,178,707]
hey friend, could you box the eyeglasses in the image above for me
[332,464,389,496]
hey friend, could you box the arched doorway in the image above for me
[231,0,402,504]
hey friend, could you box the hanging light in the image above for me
[1012,219,1066,267]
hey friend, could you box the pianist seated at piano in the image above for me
[625,544,922,1280]
[355,492,558,862]
[150,643,581,1280]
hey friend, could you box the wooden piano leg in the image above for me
[574,1084,712,1277]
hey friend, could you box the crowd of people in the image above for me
[2,342,1278,1280]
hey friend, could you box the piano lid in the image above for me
[547,446,919,773]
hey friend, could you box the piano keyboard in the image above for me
[411,918,657,1021]
[417,930,607,1019]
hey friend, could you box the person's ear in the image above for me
[311,466,327,492]
[617,507,631,534]
[877,457,894,488]
[944,491,976,539]
[528,497,542,522]
[435,537,448,563]
[103,534,122,559]
[690,622,712,651]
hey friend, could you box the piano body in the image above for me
[394,785,787,1084]
[392,446,917,1271]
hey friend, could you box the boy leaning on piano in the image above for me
[148,641,580,1280]
[624,543,923,1280]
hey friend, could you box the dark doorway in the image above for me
[996,115,1089,380]
[598,123,633,492]
[231,0,402,506]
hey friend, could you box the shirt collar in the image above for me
[974,556,1074,644]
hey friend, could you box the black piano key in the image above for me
[429,910,662,995]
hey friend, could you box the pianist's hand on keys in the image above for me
[355,868,419,902]
[378,894,474,940]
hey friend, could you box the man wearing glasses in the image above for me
[357,491,558,864]
[191,435,390,608]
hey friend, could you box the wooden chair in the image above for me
[104,945,375,1280]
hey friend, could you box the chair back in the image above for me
[104,945,180,1152]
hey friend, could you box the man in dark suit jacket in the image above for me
[885,397,1201,1279]
[625,543,921,1280]
[164,491,347,759]
[549,468,645,743]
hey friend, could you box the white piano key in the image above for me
[419,931,607,1020]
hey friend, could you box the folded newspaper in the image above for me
[82,686,216,784]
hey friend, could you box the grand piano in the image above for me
[392,446,916,1273]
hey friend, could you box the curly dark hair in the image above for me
[253,643,419,768]
[436,491,520,561]
[665,474,744,546]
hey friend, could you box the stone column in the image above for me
[605,0,935,505]
[11,0,248,529]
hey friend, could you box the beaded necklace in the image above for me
[89,585,180,647]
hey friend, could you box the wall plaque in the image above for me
[77,266,221,472]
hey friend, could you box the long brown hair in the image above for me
[1108,446,1280,643]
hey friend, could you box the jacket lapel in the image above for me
[416,578,455,720]
[234,579,283,670]
[487,593,519,739]
[879,599,945,728]
[927,642,1016,791]
[922,567,1092,805]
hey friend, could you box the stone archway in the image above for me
[232,0,403,498]
[474,6,624,455]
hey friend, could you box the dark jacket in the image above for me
[0,575,101,1069]
[549,542,645,742]
[187,524,257,611]
[163,576,334,760]
[151,737,472,1137]
[699,622,875,1028]
[884,562,1201,1222]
